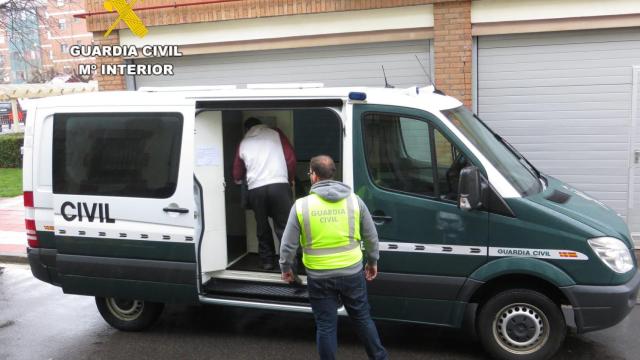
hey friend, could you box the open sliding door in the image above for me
[194,111,228,278]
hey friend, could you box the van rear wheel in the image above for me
[477,289,565,360]
[95,297,164,331]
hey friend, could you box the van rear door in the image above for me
[50,106,200,304]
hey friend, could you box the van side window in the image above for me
[434,128,468,201]
[399,117,432,162]
[362,113,434,196]
[434,129,454,167]
[52,112,183,198]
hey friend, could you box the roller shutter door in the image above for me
[477,28,640,233]
[133,40,430,89]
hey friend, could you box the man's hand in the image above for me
[365,264,378,281]
[282,270,295,283]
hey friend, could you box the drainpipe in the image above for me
[74,0,245,19]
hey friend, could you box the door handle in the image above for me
[371,211,392,225]
[163,207,189,214]
[371,215,393,221]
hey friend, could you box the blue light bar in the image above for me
[349,92,367,101]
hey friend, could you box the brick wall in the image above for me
[93,31,126,91]
[85,0,469,94]
[42,0,94,75]
[84,0,443,32]
[433,0,472,108]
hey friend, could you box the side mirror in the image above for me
[458,166,483,211]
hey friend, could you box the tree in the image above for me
[0,67,8,84]
[68,67,95,83]
[0,0,44,78]
[29,68,57,83]
[0,1,88,83]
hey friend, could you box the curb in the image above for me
[0,252,28,264]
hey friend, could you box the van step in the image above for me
[204,279,309,302]
[200,294,312,311]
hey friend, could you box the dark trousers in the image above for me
[248,182,293,264]
[307,272,388,360]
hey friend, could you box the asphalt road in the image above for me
[1,262,639,360]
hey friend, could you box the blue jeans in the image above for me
[307,272,388,360]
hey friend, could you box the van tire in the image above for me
[477,289,565,360]
[95,297,164,331]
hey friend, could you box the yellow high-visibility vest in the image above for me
[296,193,362,270]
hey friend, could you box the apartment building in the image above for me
[0,7,41,83]
[0,30,10,83]
[40,0,94,76]
[0,0,95,83]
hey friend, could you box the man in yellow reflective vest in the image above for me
[280,155,387,360]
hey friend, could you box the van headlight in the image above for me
[588,237,634,273]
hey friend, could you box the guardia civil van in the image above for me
[23,85,639,360]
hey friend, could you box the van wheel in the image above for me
[477,289,565,360]
[95,297,164,331]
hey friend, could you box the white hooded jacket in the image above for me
[238,124,289,190]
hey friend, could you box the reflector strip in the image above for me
[25,219,36,230]
[25,219,39,248]
[380,242,589,261]
[559,251,578,258]
[23,191,34,207]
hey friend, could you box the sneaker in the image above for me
[262,262,275,271]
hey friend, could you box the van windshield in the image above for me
[441,106,542,196]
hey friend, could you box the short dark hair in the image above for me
[310,155,336,180]
[244,117,262,131]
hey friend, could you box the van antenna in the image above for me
[415,55,434,86]
[414,55,445,95]
[381,66,394,88]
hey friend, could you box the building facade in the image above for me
[0,0,94,83]
[82,0,640,245]
[41,0,95,76]
[0,29,9,83]
[3,8,42,83]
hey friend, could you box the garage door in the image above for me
[477,28,640,242]
[133,40,431,89]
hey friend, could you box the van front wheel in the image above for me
[95,297,164,331]
[477,289,565,360]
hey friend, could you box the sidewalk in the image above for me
[0,196,27,263]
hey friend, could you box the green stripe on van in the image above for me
[55,236,196,263]
[60,274,199,304]
[37,231,56,248]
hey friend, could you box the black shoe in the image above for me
[262,262,275,271]
[291,273,303,287]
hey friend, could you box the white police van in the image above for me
[24,85,639,360]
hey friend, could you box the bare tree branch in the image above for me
[0,0,89,82]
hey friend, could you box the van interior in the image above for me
[194,103,343,303]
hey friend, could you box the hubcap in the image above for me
[106,298,144,321]
[492,303,549,355]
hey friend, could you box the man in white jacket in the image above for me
[233,117,296,270]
